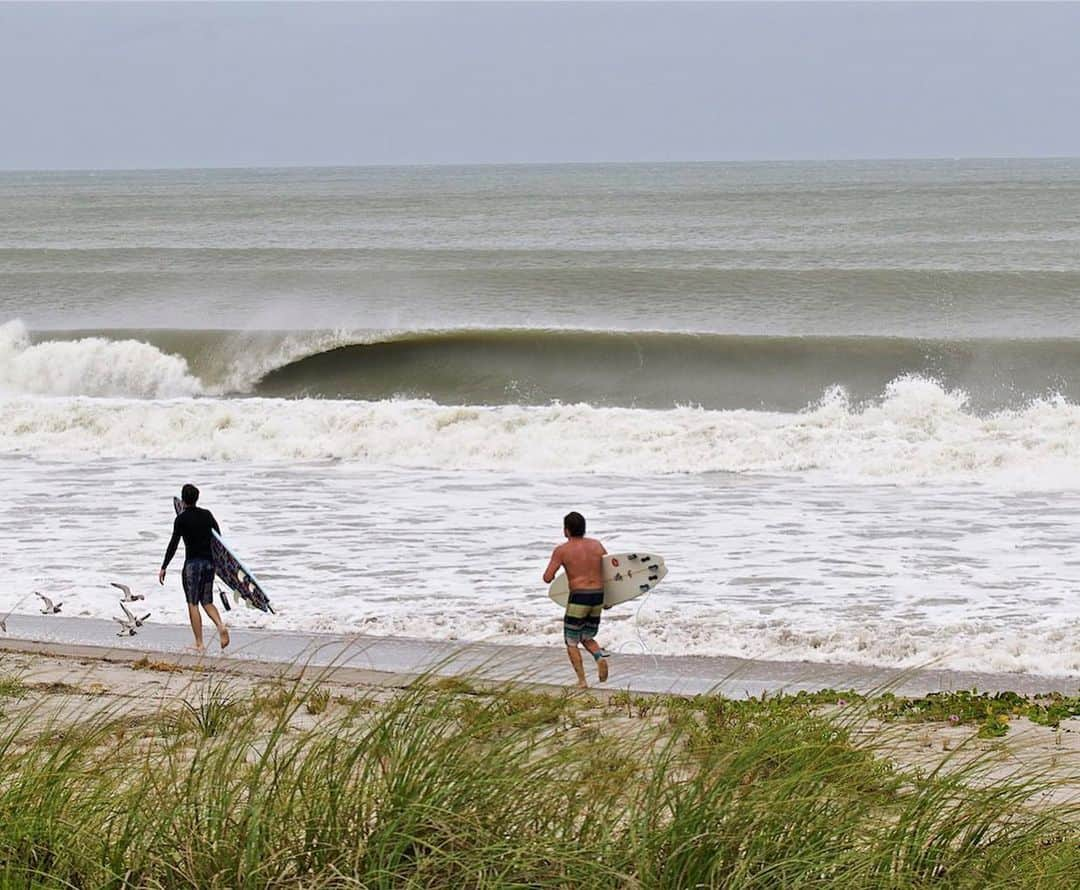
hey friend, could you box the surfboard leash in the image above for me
[614,584,660,670]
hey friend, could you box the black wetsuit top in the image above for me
[162,506,220,569]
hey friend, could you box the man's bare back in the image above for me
[545,512,610,688]
[544,536,607,590]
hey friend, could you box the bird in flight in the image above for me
[36,593,62,614]
[110,582,145,602]
[119,601,151,628]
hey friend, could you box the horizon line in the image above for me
[3,154,1080,175]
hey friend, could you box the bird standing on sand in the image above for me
[36,593,62,614]
[110,582,145,602]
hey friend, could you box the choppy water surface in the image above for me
[3,457,1079,674]
[4,160,1080,673]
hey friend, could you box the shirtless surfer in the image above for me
[543,511,610,688]
[159,484,230,652]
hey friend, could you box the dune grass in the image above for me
[0,673,26,701]
[0,673,1077,888]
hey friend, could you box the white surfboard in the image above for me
[548,552,667,609]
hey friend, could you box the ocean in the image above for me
[4,159,1080,674]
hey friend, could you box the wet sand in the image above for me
[2,613,1078,699]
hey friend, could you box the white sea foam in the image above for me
[2,376,1080,484]
[3,458,1079,676]
[0,320,202,398]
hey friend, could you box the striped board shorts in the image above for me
[564,589,604,645]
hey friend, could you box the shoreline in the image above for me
[3,613,1077,698]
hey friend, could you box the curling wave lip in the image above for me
[14,320,1080,412]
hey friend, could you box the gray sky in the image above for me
[2,2,1079,169]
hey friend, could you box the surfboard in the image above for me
[173,498,274,614]
[548,552,667,609]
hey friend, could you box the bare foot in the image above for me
[219,627,230,650]
[576,679,588,689]
[597,658,609,683]
[188,643,206,654]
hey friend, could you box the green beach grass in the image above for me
[0,665,1078,888]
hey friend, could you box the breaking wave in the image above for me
[4,321,352,398]
[252,328,1080,410]
[3,376,1080,484]
[13,320,1080,411]
[8,318,1080,484]
[0,320,202,398]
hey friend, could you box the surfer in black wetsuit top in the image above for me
[160,483,230,651]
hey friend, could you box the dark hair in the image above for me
[181,483,200,505]
[564,511,586,537]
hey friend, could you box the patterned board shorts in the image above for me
[564,589,604,645]
[182,558,216,606]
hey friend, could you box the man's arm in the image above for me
[159,516,182,584]
[542,546,564,584]
[208,511,220,534]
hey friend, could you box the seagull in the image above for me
[119,601,151,628]
[110,582,145,602]
[113,618,138,637]
[36,593,62,614]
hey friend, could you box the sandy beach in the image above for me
[4,619,1080,787]
[3,618,1080,882]
[4,615,1080,782]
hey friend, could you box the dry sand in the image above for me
[2,641,1079,807]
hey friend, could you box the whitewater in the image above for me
[5,160,1080,676]
[5,319,1080,485]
